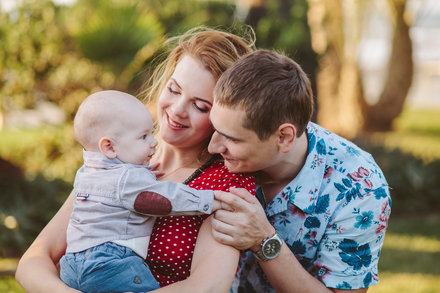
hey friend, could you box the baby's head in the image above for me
[74,90,157,166]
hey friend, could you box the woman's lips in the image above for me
[166,114,188,130]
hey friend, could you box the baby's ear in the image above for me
[99,137,117,159]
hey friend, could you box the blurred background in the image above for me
[0,0,439,292]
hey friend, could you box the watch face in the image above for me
[262,238,282,259]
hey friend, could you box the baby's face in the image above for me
[112,105,157,166]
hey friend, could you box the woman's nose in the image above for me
[171,98,188,118]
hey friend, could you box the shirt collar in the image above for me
[264,122,327,216]
[82,150,124,169]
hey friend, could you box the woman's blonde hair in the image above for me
[142,26,255,105]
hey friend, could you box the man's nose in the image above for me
[208,131,224,154]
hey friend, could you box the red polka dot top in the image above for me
[146,158,256,287]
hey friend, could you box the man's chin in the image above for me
[224,160,251,174]
[223,160,238,173]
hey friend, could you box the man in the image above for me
[209,50,391,292]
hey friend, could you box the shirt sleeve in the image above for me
[315,184,391,289]
[117,166,214,216]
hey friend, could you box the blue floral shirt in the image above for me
[234,122,391,292]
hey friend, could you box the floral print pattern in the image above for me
[235,122,391,292]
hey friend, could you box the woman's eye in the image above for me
[193,102,210,113]
[167,86,180,95]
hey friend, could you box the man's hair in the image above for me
[214,49,314,140]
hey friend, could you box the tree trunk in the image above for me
[308,0,364,139]
[362,0,413,132]
[308,0,413,137]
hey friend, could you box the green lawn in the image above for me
[370,108,440,163]
[369,214,440,293]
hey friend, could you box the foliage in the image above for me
[0,0,117,121]
[354,139,440,215]
[70,0,163,71]
[0,125,82,182]
[245,0,317,89]
[0,126,78,257]
[143,0,237,35]
[0,159,71,257]
[353,108,440,215]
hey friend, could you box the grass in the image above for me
[370,108,440,163]
[0,276,24,293]
[369,215,440,293]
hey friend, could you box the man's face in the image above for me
[208,103,280,173]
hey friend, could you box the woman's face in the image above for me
[157,55,217,149]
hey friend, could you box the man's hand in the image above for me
[211,187,275,251]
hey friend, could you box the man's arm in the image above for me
[212,188,368,293]
[15,190,81,293]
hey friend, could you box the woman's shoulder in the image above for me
[190,159,256,194]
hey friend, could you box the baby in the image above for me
[60,90,217,293]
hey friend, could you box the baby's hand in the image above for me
[149,162,165,178]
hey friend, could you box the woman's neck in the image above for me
[152,142,210,182]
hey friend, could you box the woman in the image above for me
[15,27,255,293]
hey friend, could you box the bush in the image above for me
[0,158,71,257]
[354,138,440,215]
[0,126,80,257]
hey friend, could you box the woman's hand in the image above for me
[211,187,275,251]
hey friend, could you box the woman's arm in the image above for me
[15,190,80,293]
[151,215,240,293]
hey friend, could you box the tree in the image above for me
[236,0,318,112]
[307,0,413,138]
[0,0,116,123]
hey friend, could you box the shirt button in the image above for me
[203,204,209,212]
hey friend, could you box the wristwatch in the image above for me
[252,231,283,261]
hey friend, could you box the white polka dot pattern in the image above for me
[146,160,255,287]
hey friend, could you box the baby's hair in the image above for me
[74,90,144,150]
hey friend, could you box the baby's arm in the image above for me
[119,167,216,216]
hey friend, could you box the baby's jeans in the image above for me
[60,242,159,293]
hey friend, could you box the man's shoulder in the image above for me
[306,123,388,195]
[307,123,378,168]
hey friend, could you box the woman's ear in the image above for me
[99,137,117,159]
[277,123,296,153]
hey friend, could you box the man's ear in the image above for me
[99,137,117,159]
[277,123,296,153]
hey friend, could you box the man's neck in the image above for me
[260,132,308,203]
